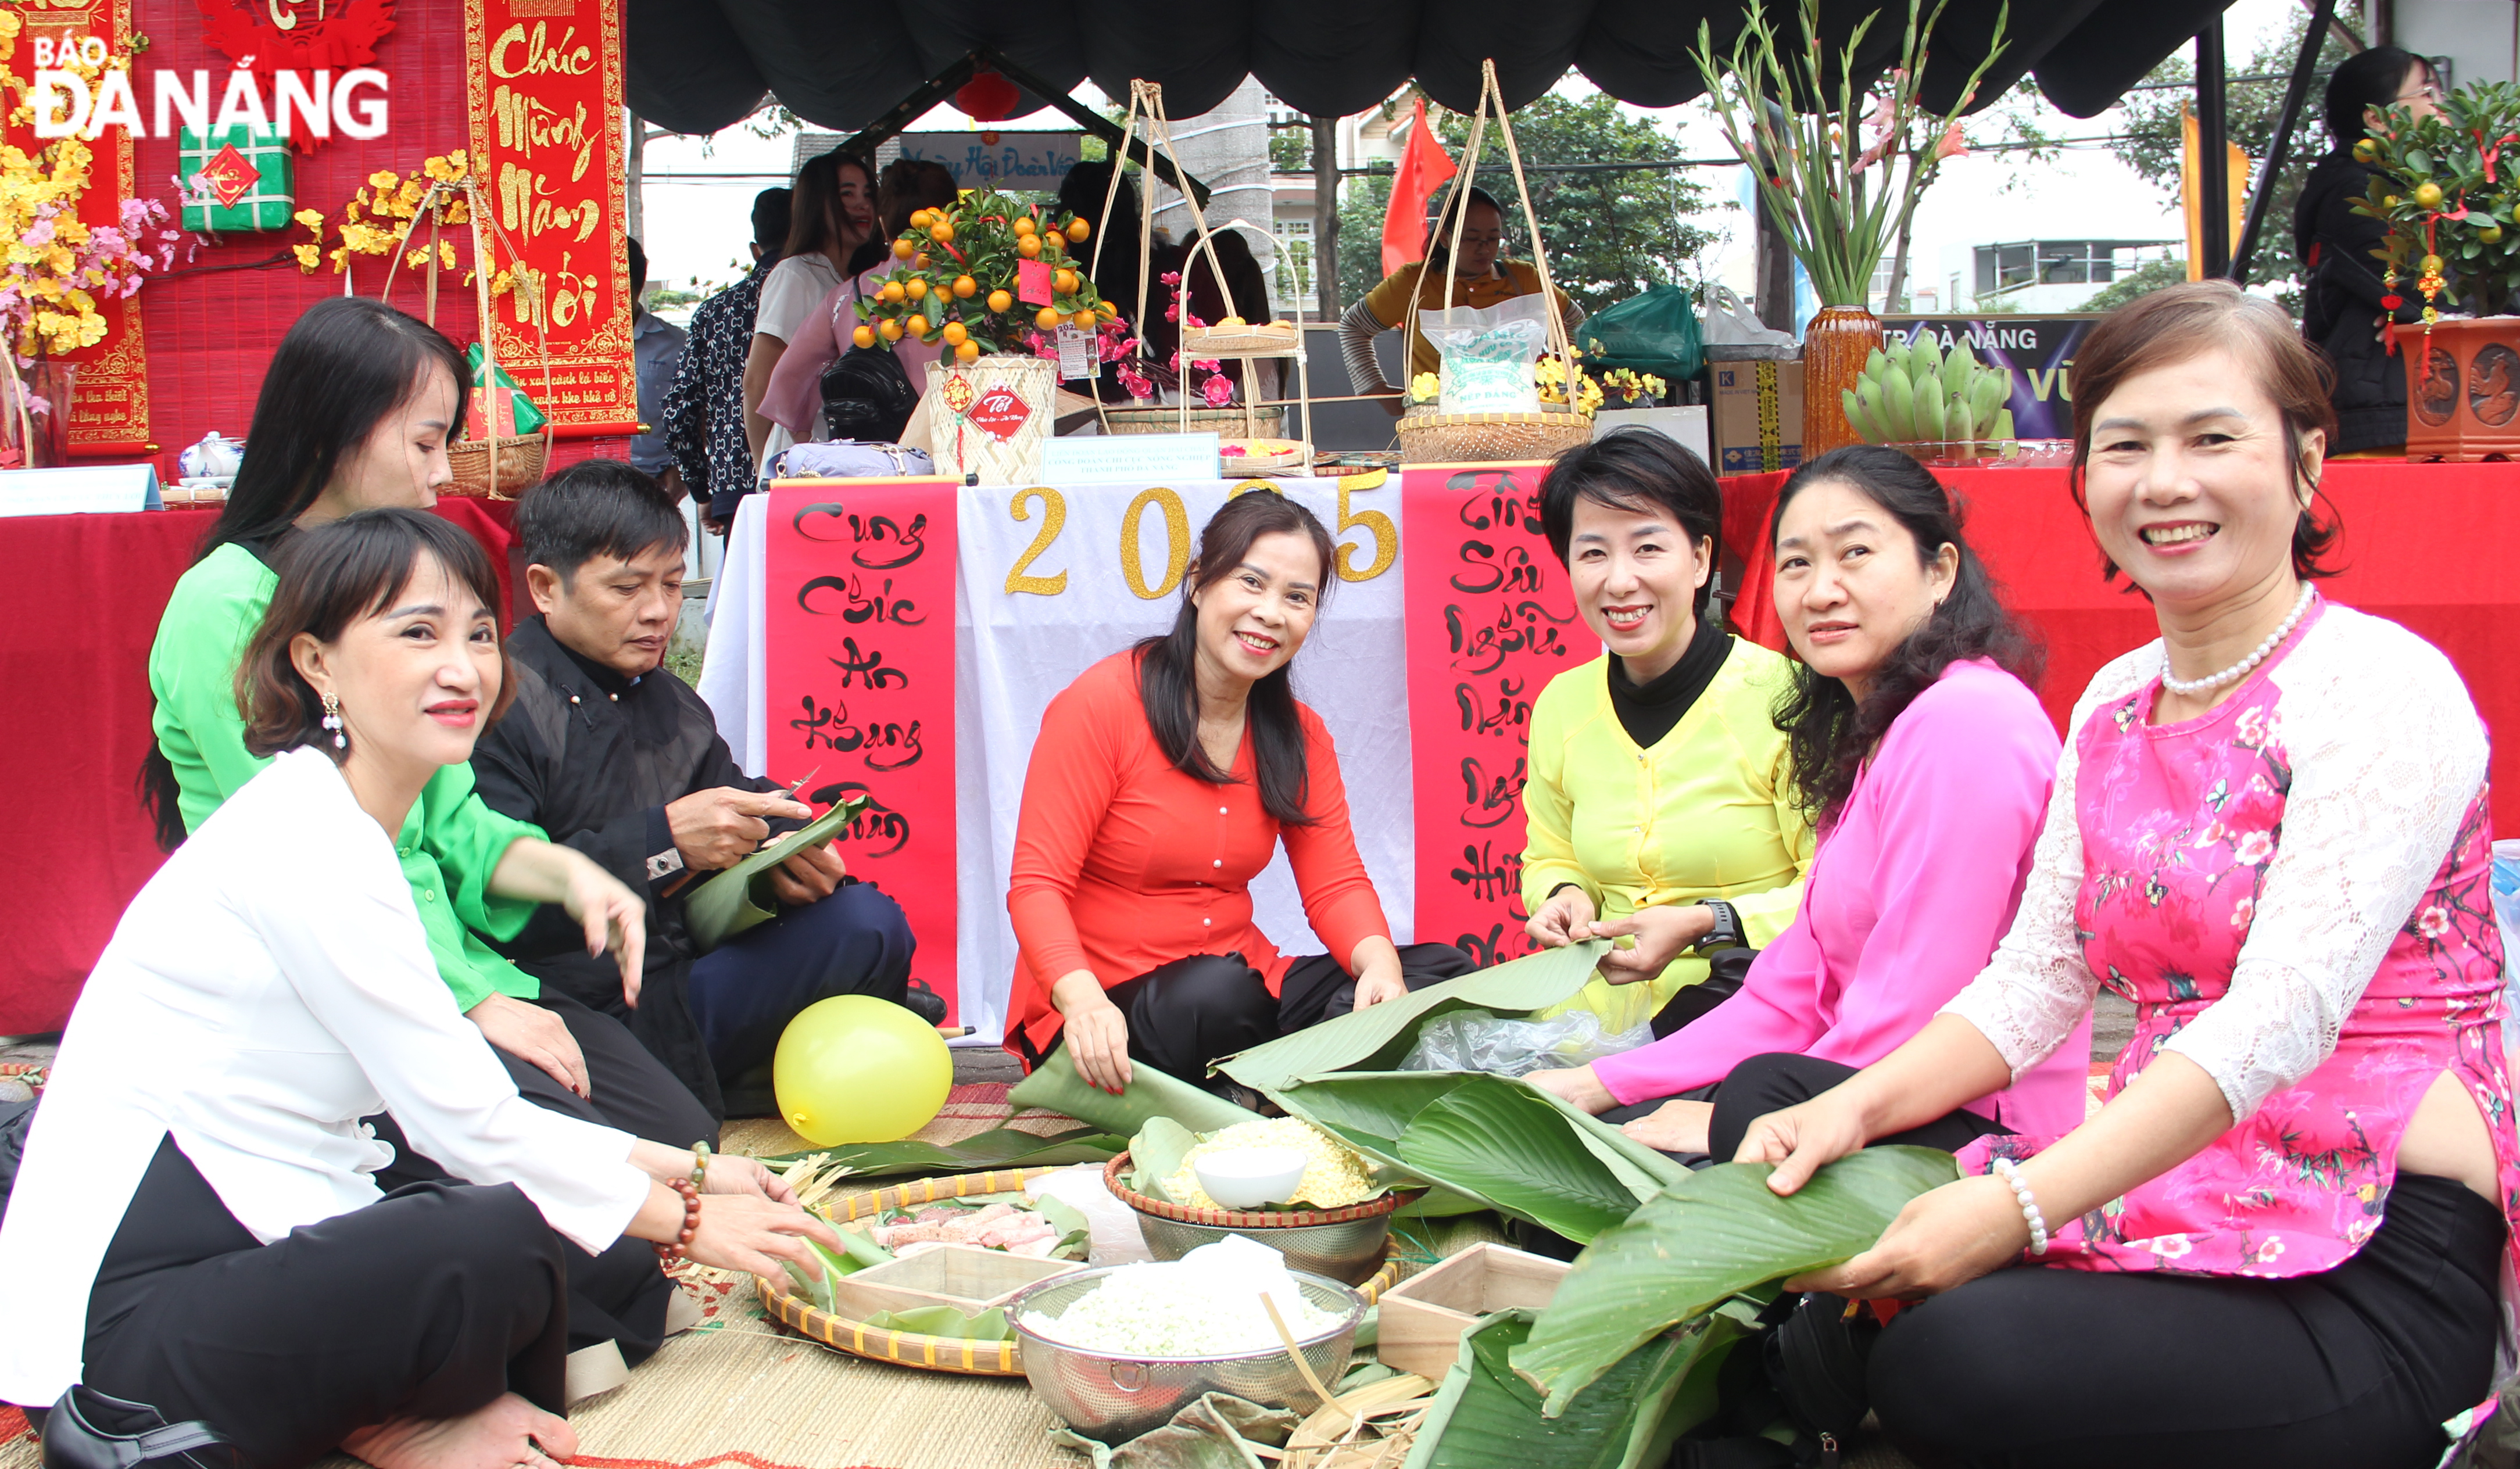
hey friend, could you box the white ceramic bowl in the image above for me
[1192,1147,1311,1210]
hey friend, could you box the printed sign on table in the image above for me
[464,0,636,433]
[1401,463,1585,967]
[763,480,960,1023]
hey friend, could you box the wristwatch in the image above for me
[1694,899,1742,951]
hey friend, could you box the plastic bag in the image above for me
[1576,284,1705,385]
[1701,283,1797,361]
[1422,295,1551,414]
[1398,1006,1653,1076]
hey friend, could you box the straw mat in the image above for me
[721,1081,1081,1160]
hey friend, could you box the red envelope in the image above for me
[1017,258,1054,306]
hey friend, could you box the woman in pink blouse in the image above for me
[1531,446,2089,1156]
[1736,282,2512,1468]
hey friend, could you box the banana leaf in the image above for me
[1514,1147,1959,1414]
[1266,1072,1686,1241]
[862,1304,1015,1340]
[779,1225,893,1313]
[1127,1117,1202,1203]
[1005,1047,1263,1137]
[753,1124,1124,1178]
[1217,941,1608,1093]
[1403,1309,1731,1469]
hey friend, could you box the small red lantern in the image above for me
[956,69,1021,123]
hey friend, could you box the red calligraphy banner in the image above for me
[2,0,149,454]
[461,0,635,435]
[1402,463,1587,967]
[764,479,960,1024]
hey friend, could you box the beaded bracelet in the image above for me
[1991,1158,2050,1256]
[690,1139,711,1192]
[653,1176,702,1263]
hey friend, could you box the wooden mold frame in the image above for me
[1372,1242,1570,1378]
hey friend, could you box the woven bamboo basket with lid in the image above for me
[1391,59,1591,466]
[751,1165,1407,1374]
[377,175,553,499]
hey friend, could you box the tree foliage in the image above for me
[1333,92,1720,316]
[2103,12,2357,311]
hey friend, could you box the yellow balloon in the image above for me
[772,995,951,1145]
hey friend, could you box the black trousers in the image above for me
[366,987,704,1361]
[1596,1051,2010,1167]
[78,1135,570,1469]
[1034,944,1476,1092]
[1871,1172,2506,1469]
[686,880,915,1083]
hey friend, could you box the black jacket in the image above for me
[2295,151,2425,452]
[471,616,788,1117]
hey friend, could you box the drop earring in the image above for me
[321,690,346,751]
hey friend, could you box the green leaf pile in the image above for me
[754,1124,1123,1180]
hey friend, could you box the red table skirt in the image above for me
[1,499,517,1034]
[1721,461,2520,837]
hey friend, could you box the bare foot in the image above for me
[342,1393,577,1469]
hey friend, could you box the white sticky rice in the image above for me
[1018,1236,1344,1357]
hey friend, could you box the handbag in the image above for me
[1651,946,1759,1038]
[1667,1291,1881,1469]
[39,1386,235,1469]
[819,280,919,445]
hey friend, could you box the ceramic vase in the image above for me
[2404,317,2520,462]
[1801,304,1883,460]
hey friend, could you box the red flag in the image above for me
[1382,96,1459,277]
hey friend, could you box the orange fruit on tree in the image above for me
[941,320,968,346]
[1013,216,1037,237]
[929,220,955,245]
[878,318,903,342]
[1017,235,1041,259]
[1073,310,1097,328]
[1097,299,1119,320]
[987,289,1014,313]
[914,252,932,269]
[851,325,877,350]
[955,339,981,364]
[905,277,929,300]
[1054,268,1078,295]
[952,275,978,298]
[1035,306,1064,330]
[905,313,929,338]
[1066,217,1091,243]
[891,238,915,260]
[879,280,905,303]
[910,209,934,230]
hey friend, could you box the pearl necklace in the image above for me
[2160,584,2315,697]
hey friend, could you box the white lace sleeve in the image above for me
[2161,607,2489,1120]
[1939,653,2152,1079]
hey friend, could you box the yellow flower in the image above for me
[344,199,361,223]
[368,169,400,191]
[294,206,325,235]
[438,240,458,270]
[444,198,470,224]
[405,247,429,269]
[292,242,320,271]
[1408,371,1440,400]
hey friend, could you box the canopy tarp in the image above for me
[625,0,2239,138]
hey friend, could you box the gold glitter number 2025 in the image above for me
[1003,474,1395,599]
[1005,486,1069,596]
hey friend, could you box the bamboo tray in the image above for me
[756,1166,1405,1375]
[1180,323,1301,357]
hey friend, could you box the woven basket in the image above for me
[1395,410,1591,465]
[753,1166,1404,1374]
[1101,1153,1420,1228]
[445,431,548,499]
[1180,324,1299,357]
[1103,404,1287,438]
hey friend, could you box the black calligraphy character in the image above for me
[791,501,851,541]
[798,573,927,625]
[812,780,914,858]
[1457,755,1526,828]
[1447,469,1529,530]
[1445,604,1508,675]
[850,513,928,570]
[828,637,910,690]
[1451,539,1506,594]
[1449,840,1522,902]
[1454,923,1509,968]
[789,694,849,751]
[860,719,924,772]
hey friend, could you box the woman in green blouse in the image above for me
[1519,431,1814,1034]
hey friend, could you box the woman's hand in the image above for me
[1587,904,1714,986]
[686,1192,851,1282]
[1525,1063,1617,1115]
[1784,1174,2030,1300]
[1348,936,1409,1011]
[1731,1092,1873,1196]
[1352,969,1409,1011]
[1051,969,1132,1094]
[1526,886,1597,948]
[466,992,590,1098]
[1620,1098,1713,1154]
[700,1152,800,1205]
[557,855,647,1004]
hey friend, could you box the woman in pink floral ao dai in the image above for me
[1731,282,2512,1468]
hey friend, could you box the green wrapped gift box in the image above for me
[180,124,295,233]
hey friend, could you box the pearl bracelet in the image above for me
[1992,1158,2050,1256]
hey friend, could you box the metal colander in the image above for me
[1133,1210,1394,1285]
[1006,1266,1365,1443]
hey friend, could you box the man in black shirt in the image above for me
[471,460,928,1116]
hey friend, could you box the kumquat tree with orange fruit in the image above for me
[853,187,1121,364]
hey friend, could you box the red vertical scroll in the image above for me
[763,479,960,1024]
[1401,463,1587,967]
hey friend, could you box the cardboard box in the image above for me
[1709,359,1803,475]
[1376,1243,1570,1377]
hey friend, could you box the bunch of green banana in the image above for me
[1842,335,2017,447]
